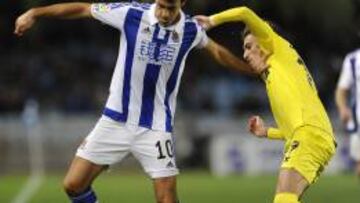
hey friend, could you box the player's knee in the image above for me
[63,177,86,195]
[274,193,300,203]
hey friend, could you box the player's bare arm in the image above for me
[203,38,254,75]
[15,3,91,36]
[335,87,352,124]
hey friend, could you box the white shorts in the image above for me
[350,133,360,161]
[76,116,179,179]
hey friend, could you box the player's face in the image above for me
[155,0,182,27]
[243,34,268,74]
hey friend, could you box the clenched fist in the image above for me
[14,9,36,37]
[247,115,268,138]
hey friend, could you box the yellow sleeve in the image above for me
[267,128,285,140]
[210,7,274,53]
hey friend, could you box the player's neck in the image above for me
[161,13,181,28]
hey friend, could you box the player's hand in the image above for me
[194,15,214,31]
[14,9,36,37]
[339,107,351,124]
[247,115,267,138]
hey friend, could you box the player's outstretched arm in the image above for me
[195,7,272,38]
[248,115,285,140]
[210,7,272,40]
[196,7,274,53]
[14,3,91,36]
[204,38,254,75]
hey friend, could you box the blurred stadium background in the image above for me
[1,0,360,202]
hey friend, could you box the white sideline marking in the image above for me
[12,100,45,203]
[12,174,44,203]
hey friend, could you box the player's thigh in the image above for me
[349,134,360,161]
[281,127,335,185]
[276,168,309,197]
[77,116,132,166]
[63,156,106,193]
[132,130,179,179]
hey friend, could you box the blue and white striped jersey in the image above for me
[91,2,208,132]
[338,49,360,133]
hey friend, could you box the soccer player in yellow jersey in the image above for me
[196,7,337,203]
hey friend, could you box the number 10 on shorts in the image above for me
[155,139,174,159]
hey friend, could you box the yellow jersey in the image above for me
[211,7,334,140]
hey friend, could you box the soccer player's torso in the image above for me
[263,35,333,138]
[104,3,202,132]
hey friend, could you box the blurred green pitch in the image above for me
[1,172,359,203]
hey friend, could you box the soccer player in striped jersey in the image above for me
[335,49,360,178]
[14,1,250,203]
[196,6,337,203]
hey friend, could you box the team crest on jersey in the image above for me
[290,140,300,151]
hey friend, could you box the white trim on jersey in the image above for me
[91,2,209,132]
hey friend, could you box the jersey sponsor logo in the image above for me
[141,27,152,35]
[138,40,177,65]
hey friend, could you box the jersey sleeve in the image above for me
[91,2,131,30]
[194,25,209,49]
[267,128,285,140]
[210,7,274,54]
[337,55,354,90]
